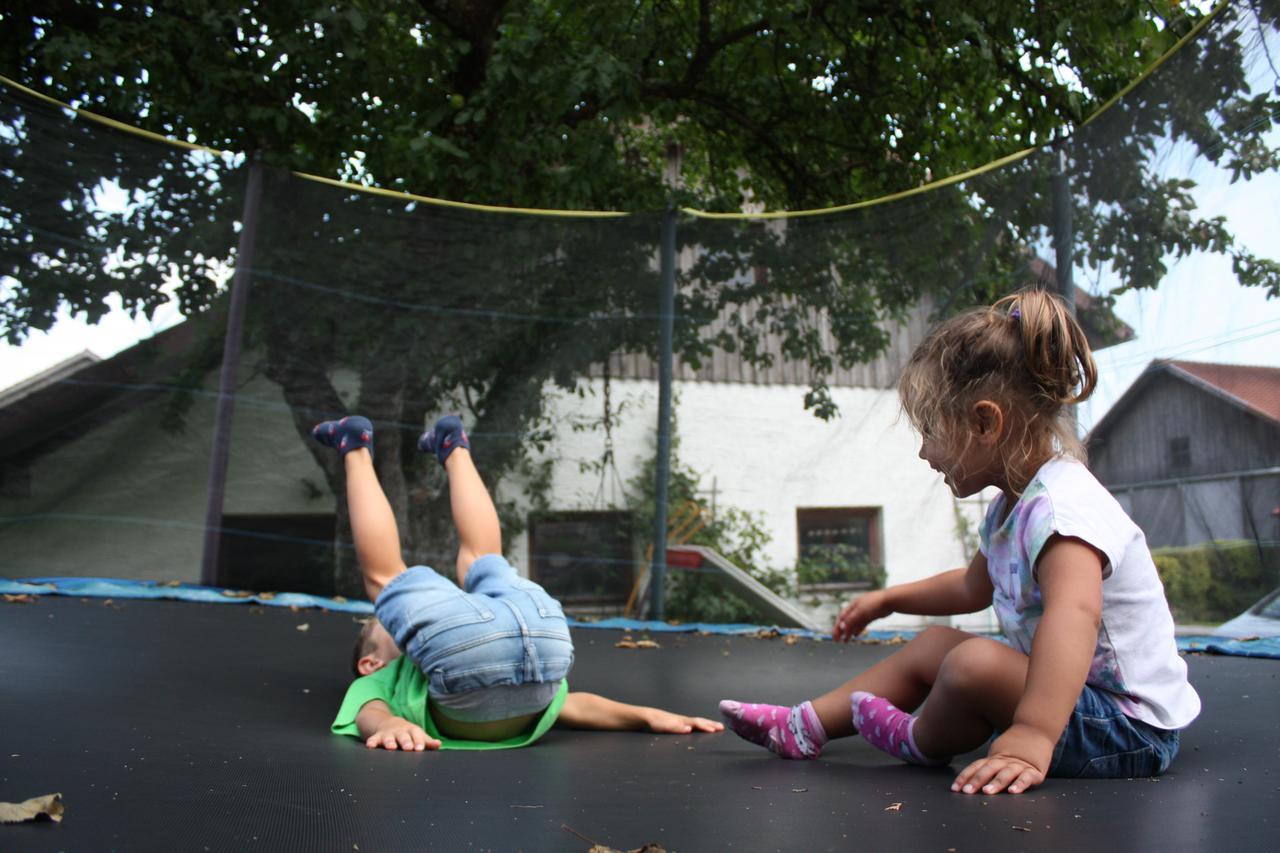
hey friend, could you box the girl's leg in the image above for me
[442,447,503,585]
[344,448,408,601]
[419,415,499,585]
[810,626,977,737]
[312,416,406,602]
[907,637,1028,758]
[847,636,1029,765]
[722,626,975,759]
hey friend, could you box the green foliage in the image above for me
[1154,540,1280,623]
[795,543,886,589]
[626,425,792,624]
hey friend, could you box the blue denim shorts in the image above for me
[1047,684,1181,778]
[374,555,574,697]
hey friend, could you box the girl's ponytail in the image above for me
[994,289,1097,406]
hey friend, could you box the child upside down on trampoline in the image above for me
[314,413,722,751]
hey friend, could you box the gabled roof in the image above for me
[1088,359,1280,443]
[0,350,101,409]
[0,318,211,463]
[1169,360,1280,424]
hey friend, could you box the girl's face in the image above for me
[918,406,1004,497]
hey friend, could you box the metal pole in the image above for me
[1051,145,1075,316]
[200,154,265,585]
[649,206,677,620]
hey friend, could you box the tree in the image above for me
[3,1,1278,592]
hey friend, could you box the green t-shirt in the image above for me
[331,656,568,750]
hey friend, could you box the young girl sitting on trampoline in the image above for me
[315,413,722,750]
[721,288,1200,794]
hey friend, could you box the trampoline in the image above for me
[2,595,1276,852]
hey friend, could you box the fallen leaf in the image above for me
[2,594,35,604]
[1011,825,1031,832]
[587,845,666,853]
[0,793,64,824]
[332,595,348,603]
[783,635,800,645]
[296,623,311,632]
[159,580,182,588]
[633,639,660,649]
[884,802,903,812]
[258,592,276,600]
[221,590,254,599]
[791,788,808,793]
[614,640,638,649]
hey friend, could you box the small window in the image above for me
[796,507,884,589]
[1169,436,1191,471]
[528,511,635,606]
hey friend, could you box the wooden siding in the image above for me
[591,298,935,390]
[1089,372,1280,486]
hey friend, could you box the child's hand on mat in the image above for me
[951,724,1052,795]
[833,589,890,641]
[366,719,441,751]
[644,710,725,734]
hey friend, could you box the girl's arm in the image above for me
[952,535,1103,795]
[833,552,994,641]
[557,692,723,734]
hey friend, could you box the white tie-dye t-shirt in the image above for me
[979,456,1200,730]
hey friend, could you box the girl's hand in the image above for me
[951,724,1053,794]
[366,718,441,751]
[643,709,725,734]
[833,589,890,641]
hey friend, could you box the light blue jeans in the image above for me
[374,555,574,697]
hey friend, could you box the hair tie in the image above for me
[1009,308,1021,321]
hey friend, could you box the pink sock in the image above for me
[719,699,828,760]
[850,691,946,766]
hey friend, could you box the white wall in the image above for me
[503,377,998,632]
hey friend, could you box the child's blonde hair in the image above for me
[898,288,1098,494]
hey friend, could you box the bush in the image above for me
[795,543,886,589]
[1154,541,1280,623]
[628,434,793,625]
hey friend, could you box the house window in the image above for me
[796,507,884,588]
[528,511,635,607]
[1169,436,1191,471]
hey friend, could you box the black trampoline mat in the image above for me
[1,597,1276,852]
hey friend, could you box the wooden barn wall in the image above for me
[591,300,934,390]
[1089,373,1280,486]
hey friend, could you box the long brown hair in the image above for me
[898,288,1098,493]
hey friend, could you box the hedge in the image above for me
[1153,540,1280,624]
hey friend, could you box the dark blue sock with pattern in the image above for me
[418,414,470,465]
[311,416,374,458]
